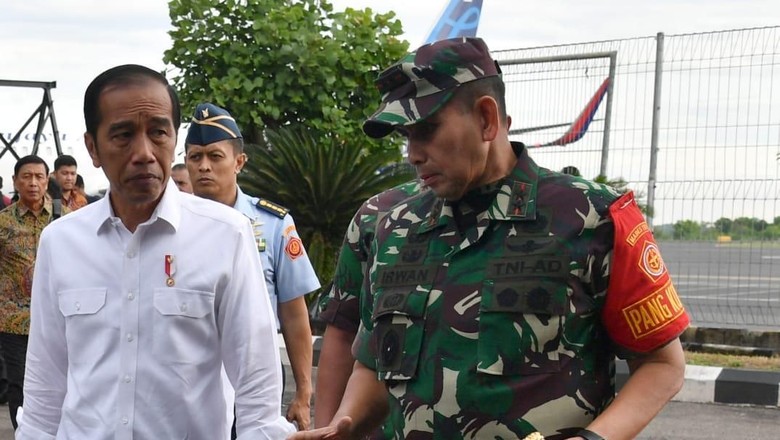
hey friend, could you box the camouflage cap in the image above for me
[363,37,501,139]
[185,103,242,146]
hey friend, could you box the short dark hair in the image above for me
[54,154,78,170]
[76,174,85,189]
[14,155,49,177]
[227,138,244,153]
[83,64,181,138]
[451,76,507,121]
[172,163,187,172]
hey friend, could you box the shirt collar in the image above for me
[418,142,539,233]
[96,179,182,234]
[14,196,52,218]
[232,185,251,211]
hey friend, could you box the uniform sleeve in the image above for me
[273,214,320,303]
[602,192,690,354]
[16,229,66,440]
[219,220,295,439]
[319,211,364,333]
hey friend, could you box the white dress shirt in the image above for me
[18,180,295,440]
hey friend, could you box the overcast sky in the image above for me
[1,0,778,192]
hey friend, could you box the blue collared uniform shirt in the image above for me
[233,186,320,329]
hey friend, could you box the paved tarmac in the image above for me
[1,365,778,439]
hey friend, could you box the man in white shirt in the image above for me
[17,64,295,440]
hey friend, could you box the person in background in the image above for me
[52,155,88,211]
[171,163,193,193]
[75,174,102,204]
[293,37,688,440]
[18,64,294,439]
[0,155,65,429]
[0,176,11,209]
[185,103,320,432]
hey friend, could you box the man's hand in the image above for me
[287,416,353,439]
[286,392,312,431]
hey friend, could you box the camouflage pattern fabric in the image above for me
[353,143,682,439]
[320,180,423,334]
[363,37,501,139]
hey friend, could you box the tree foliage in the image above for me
[656,217,780,241]
[238,125,413,302]
[593,174,653,216]
[164,0,409,149]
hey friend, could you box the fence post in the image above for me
[600,52,618,177]
[647,32,664,229]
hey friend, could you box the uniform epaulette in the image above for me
[256,198,289,218]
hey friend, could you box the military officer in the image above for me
[291,37,688,440]
[185,103,320,433]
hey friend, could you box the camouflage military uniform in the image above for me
[320,180,422,333]
[354,143,689,439]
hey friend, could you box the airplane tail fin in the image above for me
[424,0,484,44]
[540,76,611,147]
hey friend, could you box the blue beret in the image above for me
[185,103,243,146]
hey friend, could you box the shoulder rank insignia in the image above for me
[256,198,289,218]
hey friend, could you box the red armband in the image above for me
[603,192,689,353]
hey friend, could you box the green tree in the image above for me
[593,175,653,216]
[164,0,408,149]
[238,125,413,304]
[673,220,702,240]
[714,217,733,234]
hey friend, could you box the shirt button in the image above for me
[127,251,136,258]
[74,302,81,311]
[179,303,188,312]
[127,292,135,301]
[121,416,129,424]
[123,375,132,383]
[126,333,134,342]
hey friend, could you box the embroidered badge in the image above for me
[285,237,304,260]
[639,241,666,282]
[251,219,265,252]
[621,280,685,339]
[165,254,176,287]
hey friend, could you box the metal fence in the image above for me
[493,27,780,330]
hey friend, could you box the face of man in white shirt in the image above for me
[84,80,177,221]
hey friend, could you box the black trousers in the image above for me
[0,333,28,429]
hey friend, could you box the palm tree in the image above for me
[239,124,413,304]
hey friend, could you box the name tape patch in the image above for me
[621,280,685,340]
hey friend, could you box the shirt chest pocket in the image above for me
[153,288,215,318]
[478,276,570,376]
[59,288,107,317]
[371,286,430,381]
[153,288,217,364]
[58,288,114,364]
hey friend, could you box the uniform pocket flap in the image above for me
[372,286,429,321]
[153,288,215,318]
[58,288,107,316]
[481,280,569,315]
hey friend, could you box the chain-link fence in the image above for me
[493,27,780,330]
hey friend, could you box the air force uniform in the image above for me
[185,102,320,325]
[233,187,320,328]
